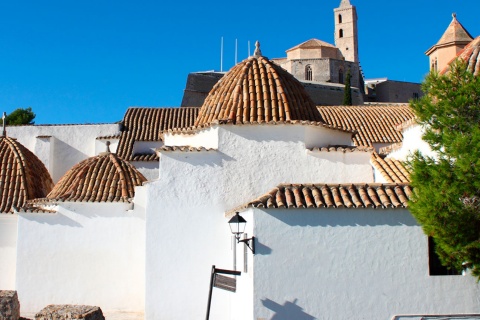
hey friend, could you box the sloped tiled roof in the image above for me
[307,146,374,153]
[286,38,336,52]
[157,146,217,152]
[441,36,480,76]
[435,14,473,47]
[317,104,415,146]
[116,107,199,161]
[194,49,324,127]
[371,153,410,183]
[45,152,146,203]
[0,137,54,213]
[231,183,412,213]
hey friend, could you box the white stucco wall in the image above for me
[145,124,374,319]
[0,214,17,290]
[95,138,119,155]
[163,126,219,149]
[7,124,119,182]
[389,125,435,161]
[132,161,159,181]
[16,200,145,314]
[251,207,480,320]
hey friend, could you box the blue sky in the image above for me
[0,0,477,125]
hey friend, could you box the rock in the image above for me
[35,305,104,320]
[0,290,20,320]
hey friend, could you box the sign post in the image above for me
[205,265,241,320]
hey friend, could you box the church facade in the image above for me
[1,3,480,320]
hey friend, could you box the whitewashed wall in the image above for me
[250,207,480,320]
[145,124,374,319]
[389,124,435,161]
[0,215,17,290]
[16,200,145,314]
[7,124,119,182]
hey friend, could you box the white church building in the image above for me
[1,3,480,320]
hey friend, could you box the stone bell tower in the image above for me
[334,0,359,63]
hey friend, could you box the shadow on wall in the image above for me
[268,208,418,227]
[261,298,316,320]
[52,138,89,183]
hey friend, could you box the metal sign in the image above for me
[214,274,236,292]
[206,265,241,320]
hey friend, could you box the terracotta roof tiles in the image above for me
[371,153,410,183]
[317,104,415,146]
[46,152,146,203]
[286,38,336,52]
[231,183,412,214]
[0,137,54,213]
[116,107,199,161]
[195,54,324,127]
[307,146,374,153]
[157,146,217,152]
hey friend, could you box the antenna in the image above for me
[235,39,238,65]
[2,112,6,137]
[248,41,251,57]
[220,37,224,72]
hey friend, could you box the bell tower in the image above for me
[334,0,359,63]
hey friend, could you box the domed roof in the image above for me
[0,136,54,213]
[47,152,146,203]
[441,36,480,76]
[194,42,324,127]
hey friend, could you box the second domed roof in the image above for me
[47,152,146,203]
[194,43,324,127]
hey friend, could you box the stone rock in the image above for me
[0,290,20,320]
[35,305,104,320]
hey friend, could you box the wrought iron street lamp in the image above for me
[228,212,255,254]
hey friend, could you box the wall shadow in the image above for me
[261,298,316,320]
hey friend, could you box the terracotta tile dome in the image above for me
[441,36,480,76]
[0,136,54,213]
[47,152,146,203]
[194,42,324,127]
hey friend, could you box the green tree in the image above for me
[343,69,352,105]
[409,60,480,279]
[1,107,36,125]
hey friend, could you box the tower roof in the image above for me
[339,0,352,8]
[194,42,324,127]
[0,136,54,213]
[427,14,473,54]
[46,152,146,203]
[286,39,336,52]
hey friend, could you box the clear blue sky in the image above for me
[0,0,477,125]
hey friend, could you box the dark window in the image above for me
[338,14,342,23]
[428,237,461,276]
[339,29,344,38]
[339,69,344,84]
[413,92,419,100]
[305,65,312,81]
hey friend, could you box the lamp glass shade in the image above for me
[228,212,247,236]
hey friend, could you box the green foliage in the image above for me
[343,69,352,105]
[1,107,36,125]
[409,60,480,279]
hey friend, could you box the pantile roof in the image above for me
[371,153,410,183]
[194,44,324,127]
[286,39,336,52]
[317,104,415,146]
[307,146,373,153]
[231,183,412,214]
[157,146,217,152]
[0,137,54,213]
[441,36,480,76]
[45,152,146,203]
[116,107,199,161]
[435,14,473,47]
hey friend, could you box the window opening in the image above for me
[305,65,312,81]
[338,14,342,23]
[339,29,344,38]
[339,69,344,84]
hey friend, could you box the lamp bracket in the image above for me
[238,236,255,254]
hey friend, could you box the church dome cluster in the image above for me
[0,136,54,212]
[46,152,146,203]
[194,42,324,127]
[442,36,480,76]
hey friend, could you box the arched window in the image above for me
[339,69,344,84]
[305,65,312,81]
[338,14,342,23]
[339,29,344,38]
[434,59,438,72]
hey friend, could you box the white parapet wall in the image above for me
[7,124,120,183]
[16,200,145,314]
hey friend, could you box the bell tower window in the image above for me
[305,65,313,81]
[338,14,342,23]
[339,69,344,84]
[339,29,344,38]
